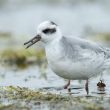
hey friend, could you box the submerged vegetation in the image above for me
[0,86,109,110]
[1,86,68,101]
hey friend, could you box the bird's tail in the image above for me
[105,48,110,57]
[103,48,110,71]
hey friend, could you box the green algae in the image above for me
[1,86,68,102]
[0,104,30,110]
[0,86,110,110]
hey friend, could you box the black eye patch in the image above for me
[42,28,56,34]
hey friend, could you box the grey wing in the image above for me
[60,36,107,61]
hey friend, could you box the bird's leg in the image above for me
[64,80,71,89]
[85,79,89,95]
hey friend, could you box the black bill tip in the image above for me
[24,35,41,49]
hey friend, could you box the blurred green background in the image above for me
[0,1,110,110]
[0,0,110,67]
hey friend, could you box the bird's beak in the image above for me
[24,34,41,49]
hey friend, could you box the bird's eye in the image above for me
[43,29,50,34]
[42,28,56,34]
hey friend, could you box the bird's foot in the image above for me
[97,80,106,91]
[85,79,89,95]
[64,80,70,89]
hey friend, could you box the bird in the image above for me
[24,21,110,94]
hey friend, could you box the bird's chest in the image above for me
[45,42,65,71]
[45,43,62,63]
[46,52,67,77]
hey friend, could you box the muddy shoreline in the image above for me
[0,86,109,110]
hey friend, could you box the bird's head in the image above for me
[24,21,62,48]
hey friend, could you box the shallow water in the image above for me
[0,65,110,110]
[0,65,110,96]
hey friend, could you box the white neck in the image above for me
[45,35,62,64]
[45,35,62,48]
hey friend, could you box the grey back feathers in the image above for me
[60,37,80,60]
[60,36,109,61]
